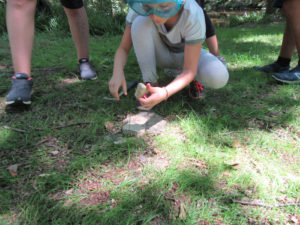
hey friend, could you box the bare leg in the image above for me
[6,0,36,76]
[279,21,296,58]
[283,0,300,59]
[205,35,220,57]
[64,7,89,60]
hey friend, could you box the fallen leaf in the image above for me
[0,65,7,70]
[7,164,18,176]
[179,202,186,219]
[32,179,38,190]
[233,140,242,148]
[223,171,232,177]
[214,217,223,223]
[198,221,210,225]
[104,121,121,134]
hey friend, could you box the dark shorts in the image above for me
[204,10,215,38]
[60,0,83,9]
[273,0,284,8]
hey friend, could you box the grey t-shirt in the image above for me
[126,0,206,53]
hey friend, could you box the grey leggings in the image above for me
[131,16,229,89]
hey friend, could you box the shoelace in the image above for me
[192,80,203,92]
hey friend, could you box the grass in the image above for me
[0,22,299,225]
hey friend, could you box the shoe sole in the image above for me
[5,100,31,105]
[82,76,97,81]
[272,75,300,84]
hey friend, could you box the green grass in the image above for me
[0,23,299,225]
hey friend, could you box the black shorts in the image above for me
[204,10,215,38]
[60,0,83,9]
[273,0,284,8]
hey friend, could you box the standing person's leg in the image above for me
[283,0,300,62]
[254,0,292,73]
[5,0,35,105]
[272,0,300,83]
[61,0,97,80]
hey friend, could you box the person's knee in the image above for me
[131,17,154,39]
[198,63,229,89]
[207,70,228,89]
[7,0,36,9]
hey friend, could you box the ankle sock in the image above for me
[276,56,291,67]
[79,58,89,64]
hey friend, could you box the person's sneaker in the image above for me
[217,56,227,68]
[189,80,204,99]
[78,58,97,80]
[272,65,300,84]
[253,62,290,73]
[6,73,33,105]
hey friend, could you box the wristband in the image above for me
[163,87,169,100]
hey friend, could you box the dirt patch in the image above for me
[79,190,111,206]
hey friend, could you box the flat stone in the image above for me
[122,112,168,136]
[147,119,167,135]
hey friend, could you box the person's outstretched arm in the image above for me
[109,25,132,100]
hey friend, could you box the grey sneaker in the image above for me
[79,58,97,80]
[6,73,33,105]
[253,62,290,73]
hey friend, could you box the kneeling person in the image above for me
[109,0,229,110]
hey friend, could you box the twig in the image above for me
[34,139,49,146]
[28,122,93,131]
[232,200,300,208]
[2,126,26,133]
[54,122,92,130]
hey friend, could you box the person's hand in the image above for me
[109,72,127,100]
[138,83,168,108]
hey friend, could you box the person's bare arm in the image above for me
[139,43,202,107]
[109,25,132,100]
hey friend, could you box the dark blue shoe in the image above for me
[6,73,33,105]
[253,62,290,73]
[272,65,300,84]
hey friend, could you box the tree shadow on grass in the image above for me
[11,164,252,225]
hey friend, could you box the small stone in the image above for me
[135,83,147,98]
[50,150,59,156]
